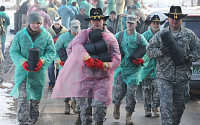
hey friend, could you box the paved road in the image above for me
[35,82,200,125]
[3,45,200,125]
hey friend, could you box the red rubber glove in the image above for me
[94,59,104,70]
[84,58,95,68]
[53,37,58,44]
[23,61,31,71]
[34,60,43,72]
[132,58,144,65]
[60,61,65,67]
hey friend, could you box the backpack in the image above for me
[0,18,6,36]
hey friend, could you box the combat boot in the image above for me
[153,109,160,117]
[71,99,78,114]
[145,109,152,117]
[126,112,134,125]
[64,101,70,114]
[95,122,103,125]
[75,113,82,125]
[113,104,120,119]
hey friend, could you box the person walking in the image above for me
[141,15,165,117]
[112,15,148,125]
[51,8,121,125]
[106,10,117,34]
[146,6,200,125]
[75,8,89,29]
[18,0,32,29]
[54,19,81,115]
[0,6,10,56]
[47,17,67,90]
[9,12,56,125]
[58,0,75,29]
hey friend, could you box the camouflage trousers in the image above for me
[142,73,160,111]
[112,73,138,112]
[17,79,40,125]
[157,79,190,125]
[76,97,107,125]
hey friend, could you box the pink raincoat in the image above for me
[51,29,121,106]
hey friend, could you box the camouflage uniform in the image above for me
[146,26,200,125]
[76,97,105,125]
[113,72,138,112]
[142,72,160,111]
[17,79,40,125]
[141,28,160,113]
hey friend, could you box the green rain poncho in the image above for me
[140,28,156,81]
[0,11,10,43]
[96,0,104,10]
[114,30,148,85]
[9,27,56,100]
[55,31,75,60]
[106,0,116,15]
[78,0,93,16]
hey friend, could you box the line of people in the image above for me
[6,1,200,125]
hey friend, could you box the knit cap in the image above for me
[28,12,43,24]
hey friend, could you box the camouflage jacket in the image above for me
[146,26,200,82]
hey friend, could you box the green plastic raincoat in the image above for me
[9,27,56,100]
[54,31,75,62]
[140,28,156,81]
[96,0,104,10]
[106,0,116,15]
[0,11,10,43]
[78,0,93,16]
[114,30,148,85]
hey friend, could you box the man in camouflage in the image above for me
[141,15,165,117]
[146,6,200,125]
[113,15,148,125]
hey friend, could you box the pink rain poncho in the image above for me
[51,29,121,106]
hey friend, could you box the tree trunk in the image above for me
[191,0,193,7]
[197,0,200,6]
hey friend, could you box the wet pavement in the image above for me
[1,44,200,125]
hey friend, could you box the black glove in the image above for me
[161,43,170,54]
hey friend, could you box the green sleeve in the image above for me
[9,32,27,67]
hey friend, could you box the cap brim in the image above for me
[84,16,110,21]
[145,20,165,25]
[164,13,188,19]
[71,26,81,32]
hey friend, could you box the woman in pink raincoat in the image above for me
[52,8,121,125]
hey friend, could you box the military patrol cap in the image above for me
[126,15,139,24]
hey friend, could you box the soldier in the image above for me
[47,17,67,90]
[141,15,165,117]
[0,6,10,56]
[107,11,117,34]
[51,8,121,125]
[54,19,81,116]
[112,15,148,125]
[58,0,75,29]
[146,6,200,125]
[9,12,56,125]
